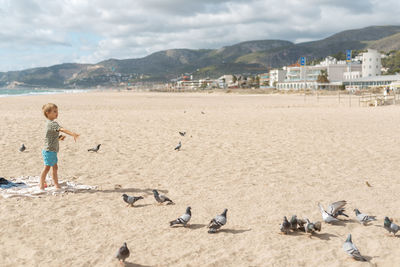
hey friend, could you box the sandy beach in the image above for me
[1,91,400,266]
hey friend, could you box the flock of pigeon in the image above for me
[280,200,399,262]
[18,128,398,265]
[118,189,228,264]
[116,130,228,264]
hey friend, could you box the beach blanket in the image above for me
[0,176,97,198]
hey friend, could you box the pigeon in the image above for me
[116,242,130,263]
[289,215,298,231]
[296,218,307,232]
[280,216,291,234]
[354,209,377,225]
[179,131,186,136]
[19,144,26,152]
[152,189,174,205]
[174,141,181,151]
[201,111,205,114]
[342,234,367,261]
[208,209,227,233]
[88,144,101,152]
[305,219,321,234]
[318,203,340,223]
[122,194,143,207]
[326,200,348,218]
[170,206,191,227]
[384,217,400,236]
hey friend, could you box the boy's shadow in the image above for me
[76,187,168,196]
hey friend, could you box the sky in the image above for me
[1,0,400,72]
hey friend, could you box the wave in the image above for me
[0,88,90,98]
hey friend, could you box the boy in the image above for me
[40,103,79,190]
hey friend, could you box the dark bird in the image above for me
[170,206,191,227]
[342,234,367,261]
[289,215,298,231]
[354,209,376,225]
[179,131,186,136]
[208,209,227,233]
[122,194,143,207]
[116,242,130,264]
[88,144,101,152]
[366,181,372,187]
[296,218,307,232]
[384,217,400,236]
[280,216,291,234]
[201,111,205,114]
[305,219,322,235]
[19,144,26,152]
[152,189,174,205]
[174,141,181,151]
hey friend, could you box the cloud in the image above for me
[0,0,400,71]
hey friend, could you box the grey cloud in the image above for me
[0,0,400,71]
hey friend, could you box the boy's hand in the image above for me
[73,133,80,142]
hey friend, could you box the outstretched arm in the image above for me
[60,128,80,142]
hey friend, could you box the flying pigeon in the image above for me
[318,203,340,223]
[289,215,298,231]
[88,144,101,152]
[170,206,191,227]
[208,209,227,233]
[152,189,174,205]
[116,242,130,264]
[342,234,367,261]
[179,131,186,136]
[19,144,26,152]
[326,200,348,218]
[305,219,322,234]
[384,217,399,236]
[174,141,181,151]
[280,216,291,234]
[122,194,143,207]
[354,209,376,225]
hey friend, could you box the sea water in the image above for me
[0,88,90,97]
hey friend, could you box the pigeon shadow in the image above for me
[125,262,152,267]
[311,232,337,240]
[129,204,152,208]
[219,228,251,234]
[329,221,347,226]
[187,223,207,230]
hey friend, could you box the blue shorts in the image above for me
[42,150,58,166]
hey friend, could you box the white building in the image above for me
[362,49,382,77]
[218,75,234,88]
[269,69,286,87]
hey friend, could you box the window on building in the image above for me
[369,65,371,69]
[369,58,372,61]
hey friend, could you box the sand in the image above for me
[0,91,399,266]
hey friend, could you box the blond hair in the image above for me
[42,103,58,118]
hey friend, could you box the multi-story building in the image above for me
[269,69,286,87]
[362,49,382,78]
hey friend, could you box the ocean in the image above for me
[0,88,90,97]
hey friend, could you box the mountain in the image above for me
[1,25,400,88]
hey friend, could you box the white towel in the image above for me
[0,176,97,198]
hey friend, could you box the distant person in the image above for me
[40,103,80,190]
